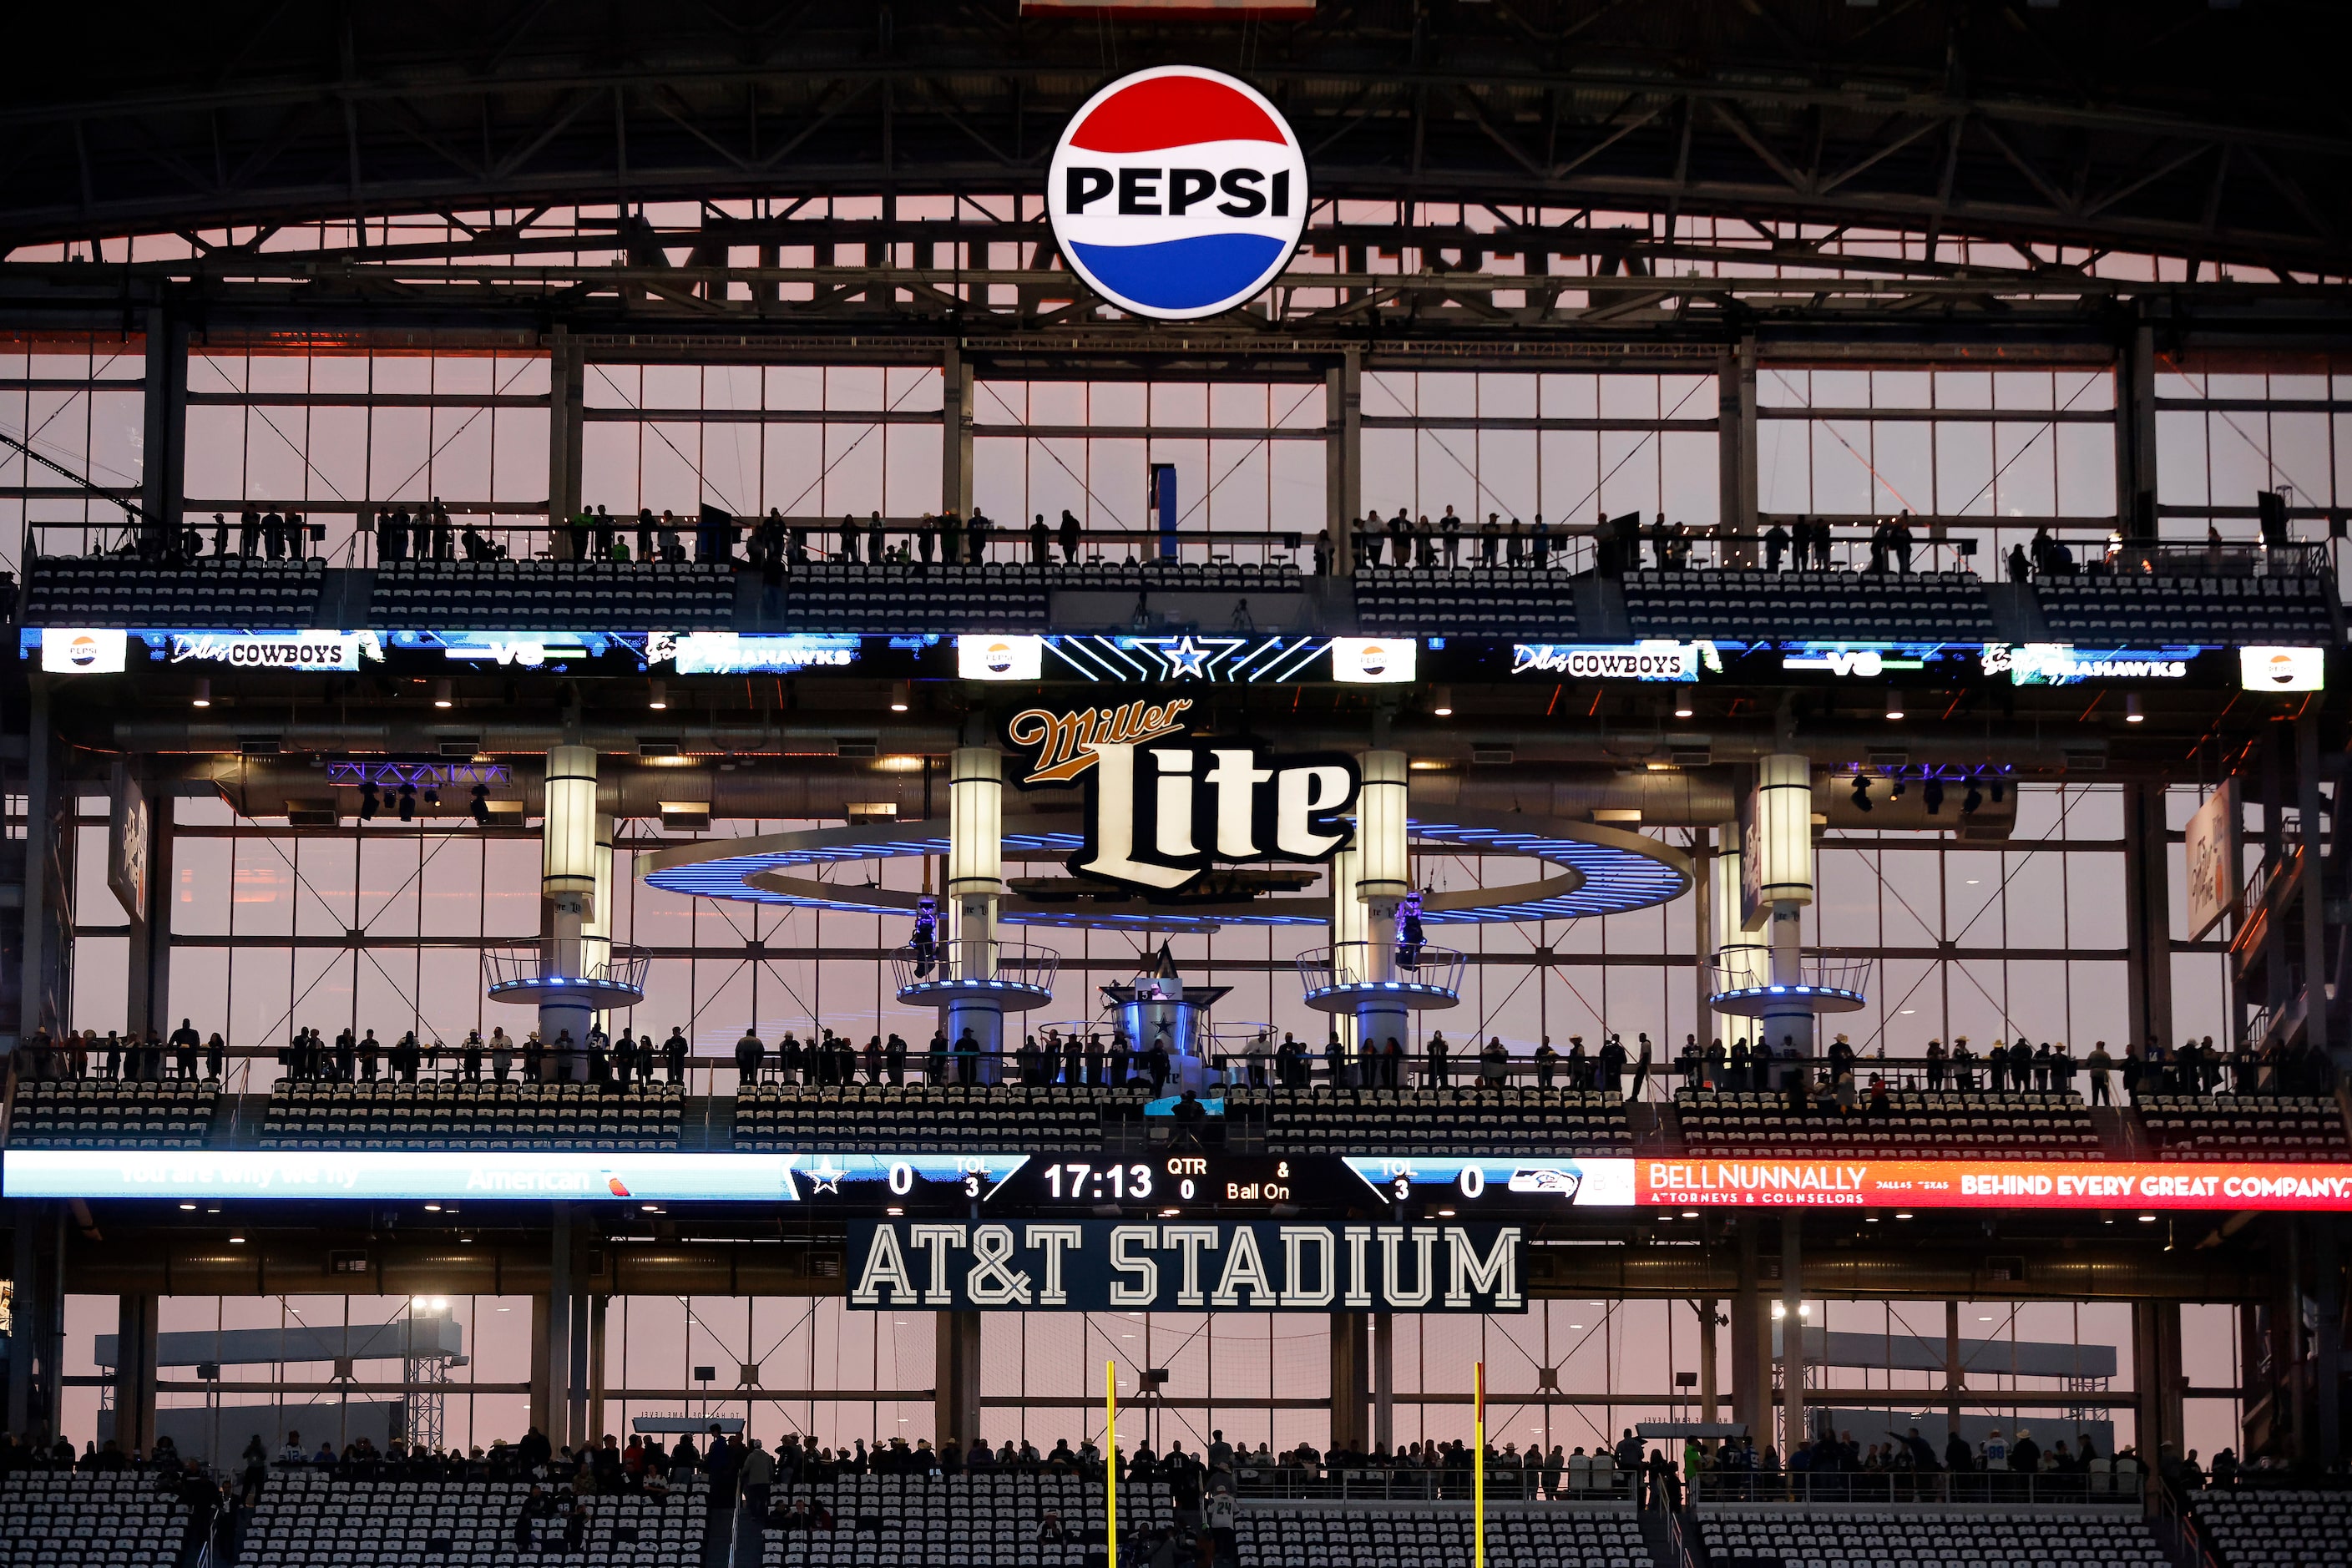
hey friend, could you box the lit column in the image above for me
[541,744,599,1073]
[947,746,1005,1070]
[582,814,615,1036]
[1326,838,1365,1053]
[1712,819,1768,1048]
[1753,754,1817,1058]
[1352,749,1411,1057]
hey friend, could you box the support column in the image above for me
[568,1289,589,1456]
[2298,713,2333,1067]
[1945,1300,1963,1434]
[1325,352,1361,574]
[140,306,188,555]
[582,814,616,1036]
[1755,756,1818,1059]
[1328,1312,1370,1453]
[539,746,599,1069]
[5,1201,36,1434]
[1697,1298,1721,1427]
[1731,1219,1764,1444]
[529,1292,555,1440]
[2116,320,2160,543]
[2316,1220,2343,1467]
[1779,1213,1806,1455]
[18,682,61,1043]
[1712,819,1768,1050]
[546,1203,573,1452]
[2122,782,2176,1054]
[2132,1299,2184,1460]
[121,771,173,1039]
[587,1294,609,1447]
[547,327,584,553]
[1371,1312,1395,1454]
[946,747,1005,1067]
[1351,750,1412,1057]
[942,347,974,519]
[935,1311,982,1455]
[1717,336,1758,566]
[114,1293,161,1458]
[1327,838,1365,1055]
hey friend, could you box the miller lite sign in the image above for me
[1048,66,1309,321]
[1007,701,1358,895]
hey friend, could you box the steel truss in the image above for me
[3,2,2349,276]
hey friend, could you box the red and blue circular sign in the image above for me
[1048,66,1309,321]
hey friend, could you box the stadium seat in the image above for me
[783,562,1047,634]
[2137,1094,2352,1161]
[1695,1505,2167,1567]
[1223,1086,1631,1157]
[1621,567,1995,644]
[761,1474,1157,1568]
[245,1466,711,1568]
[367,560,736,631]
[1351,567,1577,637]
[731,1084,1146,1154]
[1235,1503,1645,1568]
[1675,1088,2104,1160]
[2194,1487,2352,1567]
[2036,572,2335,646]
[0,1470,192,1568]
[23,559,327,630]
[6,1080,220,1149]
[257,1080,685,1150]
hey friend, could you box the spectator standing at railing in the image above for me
[1591,1033,1621,1095]
[1480,1035,1510,1087]
[1535,1036,1559,1089]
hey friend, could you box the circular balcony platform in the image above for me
[1705,957,1870,1018]
[1297,943,1465,1014]
[891,940,1057,1011]
[483,948,648,1008]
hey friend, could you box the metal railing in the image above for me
[480,945,650,996]
[1704,955,1874,1000]
[1227,1465,1635,1502]
[1295,941,1468,999]
[1691,1469,2147,1505]
[888,939,1060,997]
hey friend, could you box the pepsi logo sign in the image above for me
[1049,66,1308,321]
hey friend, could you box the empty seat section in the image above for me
[731,1085,1141,1153]
[1224,1086,1631,1156]
[1676,1088,2103,1159]
[258,1080,685,1149]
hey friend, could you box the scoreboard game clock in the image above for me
[986,1154,1362,1211]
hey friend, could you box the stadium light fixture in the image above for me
[359,782,379,821]
[1884,689,1904,721]
[889,681,911,713]
[432,679,453,709]
[1672,685,1694,719]
[648,679,668,711]
[1430,685,1454,717]
[2125,693,2143,722]
[190,678,210,708]
[397,783,416,822]
[1850,774,1873,812]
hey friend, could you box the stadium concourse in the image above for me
[7,3,2352,1567]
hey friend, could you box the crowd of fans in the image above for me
[5,1014,2338,1108]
